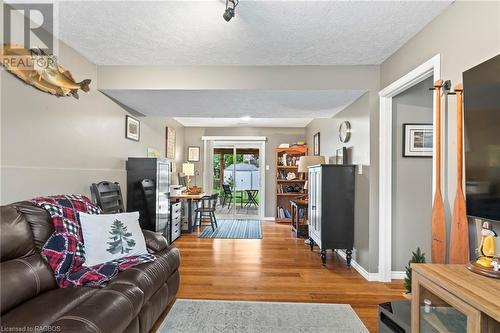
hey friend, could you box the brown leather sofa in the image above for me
[1,201,180,333]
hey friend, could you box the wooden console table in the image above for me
[411,264,500,332]
[290,199,308,238]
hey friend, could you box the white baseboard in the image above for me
[335,250,405,282]
[336,250,380,282]
[391,271,406,280]
[263,216,275,221]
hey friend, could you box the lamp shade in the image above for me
[298,156,326,172]
[182,163,195,176]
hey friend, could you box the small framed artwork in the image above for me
[313,132,320,156]
[187,146,200,162]
[166,127,176,159]
[403,124,433,157]
[126,115,140,141]
[336,147,348,165]
[147,148,160,158]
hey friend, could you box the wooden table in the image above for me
[290,198,308,238]
[411,264,500,332]
[170,192,206,233]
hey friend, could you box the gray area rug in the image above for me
[199,219,262,239]
[158,299,368,332]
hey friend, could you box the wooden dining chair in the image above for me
[194,194,219,231]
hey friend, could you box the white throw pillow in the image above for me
[79,211,148,267]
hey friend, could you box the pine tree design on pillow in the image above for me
[106,219,137,254]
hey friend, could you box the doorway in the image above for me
[378,54,440,282]
[391,76,434,276]
[203,138,266,221]
[213,144,261,219]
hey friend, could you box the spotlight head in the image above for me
[223,7,235,22]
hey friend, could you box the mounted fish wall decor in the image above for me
[1,44,91,99]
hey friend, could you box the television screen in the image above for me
[463,54,500,222]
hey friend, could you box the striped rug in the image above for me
[199,219,262,239]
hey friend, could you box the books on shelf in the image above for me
[278,153,300,167]
[276,169,299,180]
[275,145,308,222]
[277,183,303,194]
[277,206,292,219]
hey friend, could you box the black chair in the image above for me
[90,181,125,213]
[139,179,156,227]
[194,194,219,231]
[221,184,242,209]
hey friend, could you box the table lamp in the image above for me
[182,163,195,189]
[298,155,326,193]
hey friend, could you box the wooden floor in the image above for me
[173,221,404,332]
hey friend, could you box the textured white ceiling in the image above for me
[56,1,452,66]
[174,117,312,127]
[102,89,365,127]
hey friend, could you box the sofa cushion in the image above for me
[107,247,180,302]
[1,254,58,314]
[1,286,97,329]
[1,205,35,261]
[51,283,144,333]
[142,230,168,252]
[12,201,54,251]
[138,283,170,333]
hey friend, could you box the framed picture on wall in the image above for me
[166,127,176,159]
[313,132,320,156]
[403,123,433,157]
[125,115,140,141]
[187,146,200,162]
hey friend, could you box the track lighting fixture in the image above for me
[223,0,239,22]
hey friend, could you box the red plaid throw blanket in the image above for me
[32,195,155,287]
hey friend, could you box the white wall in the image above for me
[0,15,184,204]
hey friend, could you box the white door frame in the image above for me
[202,136,266,220]
[378,54,441,282]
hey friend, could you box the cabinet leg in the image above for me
[320,249,327,266]
[346,249,352,267]
[309,237,314,251]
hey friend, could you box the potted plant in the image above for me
[403,247,426,300]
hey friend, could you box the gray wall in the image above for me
[306,93,372,270]
[381,1,500,266]
[183,127,306,217]
[391,77,433,270]
[0,16,185,205]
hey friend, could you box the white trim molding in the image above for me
[203,138,266,220]
[391,271,406,280]
[378,54,441,282]
[336,251,407,281]
[336,250,380,281]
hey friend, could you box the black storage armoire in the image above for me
[307,164,355,266]
[126,158,171,236]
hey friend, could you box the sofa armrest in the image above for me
[142,229,168,252]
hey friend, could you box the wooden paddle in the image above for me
[450,83,469,264]
[431,80,446,264]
